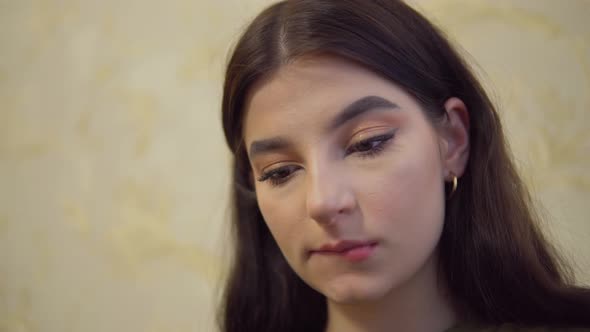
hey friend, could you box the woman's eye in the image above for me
[346,132,395,158]
[257,165,301,187]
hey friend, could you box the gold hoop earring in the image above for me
[448,173,458,200]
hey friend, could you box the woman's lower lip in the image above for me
[314,243,377,262]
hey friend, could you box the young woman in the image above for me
[218,1,590,331]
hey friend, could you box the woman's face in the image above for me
[243,55,462,304]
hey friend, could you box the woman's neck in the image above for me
[324,254,456,332]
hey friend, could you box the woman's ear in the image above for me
[438,97,470,179]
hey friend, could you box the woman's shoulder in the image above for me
[446,323,590,332]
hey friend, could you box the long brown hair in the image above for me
[218,1,590,331]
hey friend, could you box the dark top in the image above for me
[445,324,590,332]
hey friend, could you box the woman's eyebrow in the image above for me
[249,96,398,159]
[249,136,291,160]
[328,95,399,131]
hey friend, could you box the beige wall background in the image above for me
[0,0,588,331]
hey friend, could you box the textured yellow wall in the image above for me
[0,1,588,331]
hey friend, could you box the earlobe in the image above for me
[440,97,470,179]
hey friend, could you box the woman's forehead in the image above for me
[243,56,411,141]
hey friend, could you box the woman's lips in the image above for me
[311,240,378,262]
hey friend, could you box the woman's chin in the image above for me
[320,276,391,304]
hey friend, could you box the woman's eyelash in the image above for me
[346,131,396,158]
[257,165,301,186]
[258,131,395,187]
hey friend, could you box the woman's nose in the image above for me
[305,166,356,226]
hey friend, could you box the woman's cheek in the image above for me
[259,193,302,252]
[361,144,441,227]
